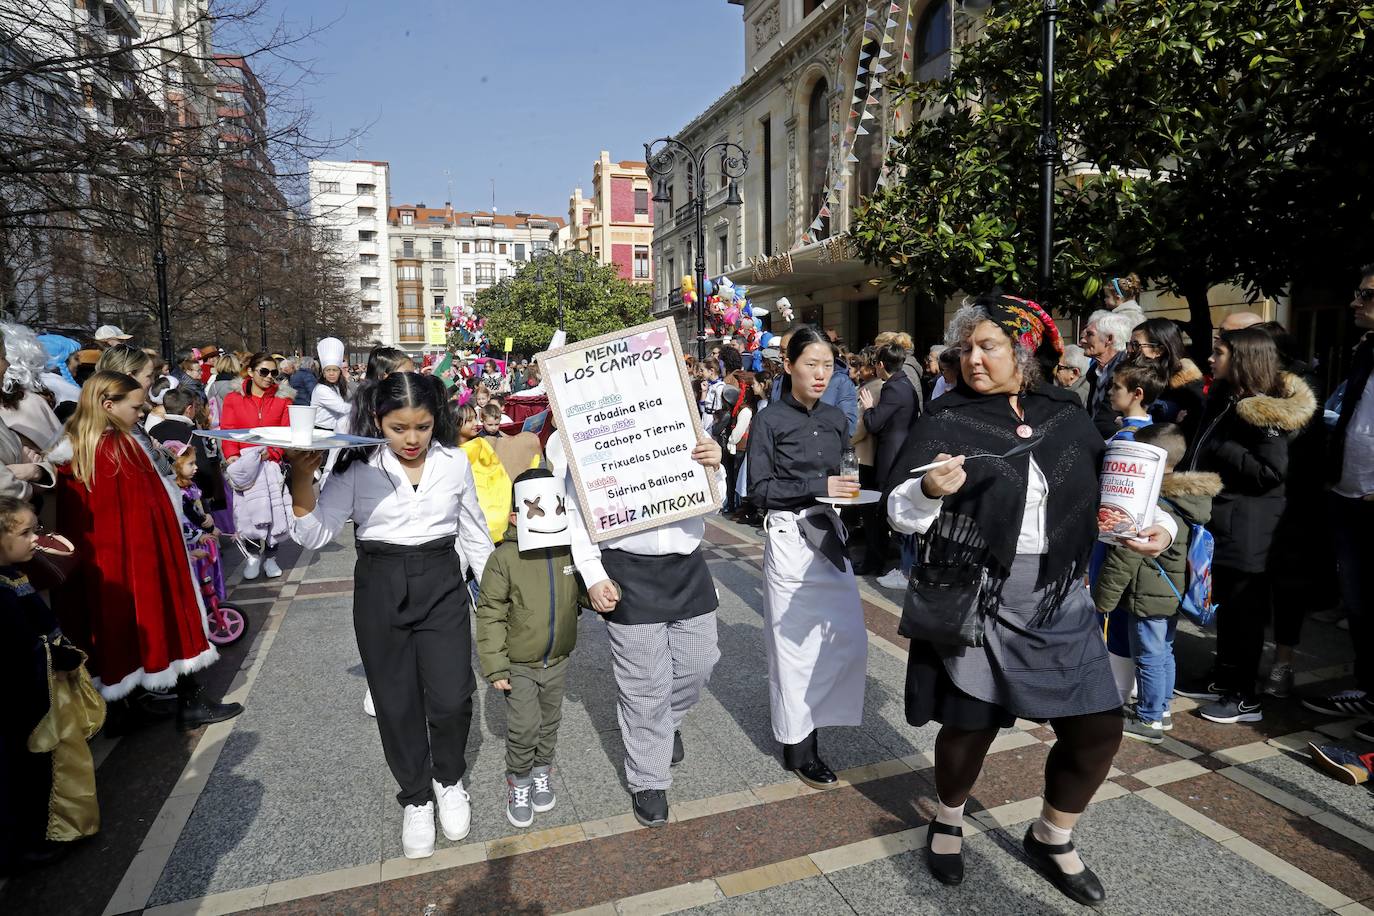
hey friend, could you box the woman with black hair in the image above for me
[285,372,494,861]
[748,325,866,789]
[1129,318,1205,441]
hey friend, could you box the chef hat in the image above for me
[317,337,345,370]
[513,468,571,550]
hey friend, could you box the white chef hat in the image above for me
[513,467,571,550]
[316,337,345,370]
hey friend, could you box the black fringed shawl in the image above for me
[888,382,1104,624]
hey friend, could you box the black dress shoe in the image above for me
[671,730,685,766]
[632,789,669,827]
[177,697,244,731]
[925,820,964,886]
[793,757,838,789]
[1022,826,1106,907]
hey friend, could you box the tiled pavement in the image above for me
[2,519,1372,916]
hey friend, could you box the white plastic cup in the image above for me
[287,405,317,446]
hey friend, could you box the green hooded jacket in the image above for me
[475,525,587,684]
[1093,472,1222,619]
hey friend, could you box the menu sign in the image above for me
[539,318,718,543]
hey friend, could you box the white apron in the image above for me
[762,505,867,744]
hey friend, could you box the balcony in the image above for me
[392,248,423,261]
[398,318,425,341]
[360,288,381,301]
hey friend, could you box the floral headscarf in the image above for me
[986,295,1063,357]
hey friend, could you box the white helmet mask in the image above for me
[514,474,571,550]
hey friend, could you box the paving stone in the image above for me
[678,874,855,915]
[1239,748,1374,835]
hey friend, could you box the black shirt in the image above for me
[747,389,849,510]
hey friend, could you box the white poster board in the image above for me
[539,318,718,543]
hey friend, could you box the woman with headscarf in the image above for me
[886,294,1175,905]
[36,334,82,406]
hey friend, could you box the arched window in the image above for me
[915,0,951,81]
[806,78,830,240]
[850,37,883,209]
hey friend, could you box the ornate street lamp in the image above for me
[535,250,585,331]
[644,137,749,360]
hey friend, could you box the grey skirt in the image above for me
[916,553,1121,723]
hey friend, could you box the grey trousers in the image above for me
[605,612,720,791]
[505,657,569,775]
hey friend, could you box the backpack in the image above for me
[1149,497,1218,627]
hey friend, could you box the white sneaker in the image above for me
[241,555,262,581]
[363,688,375,717]
[401,802,435,859]
[876,569,908,590]
[262,557,282,578]
[432,779,471,842]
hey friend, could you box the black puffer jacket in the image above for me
[1183,373,1317,573]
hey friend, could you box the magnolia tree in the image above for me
[851,0,1374,353]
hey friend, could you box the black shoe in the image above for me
[671,730,685,767]
[793,757,838,789]
[1174,677,1224,701]
[1354,722,1374,744]
[1022,827,1106,907]
[632,789,669,827]
[177,696,245,731]
[1198,695,1263,725]
[1301,689,1374,719]
[925,820,964,886]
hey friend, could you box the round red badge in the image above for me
[1015,424,1034,439]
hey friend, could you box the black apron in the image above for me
[599,547,718,626]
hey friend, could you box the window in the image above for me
[360,277,379,290]
[667,256,675,288]
[398,266,420,281]
[359,253,378,265]
[593,246,601,262]
[499,269,508,280]
[357,206,375,218]
[402,291,418,309]
[463,268,473,285]
[431,239,443,258]
[477,239,493,253]
[761,115,773,255]
[476,265,496,284]
[358,230,376,242]
[321,228,342,242]
[400,320,423,339]
[803,0,823,15]
[915,0,952,81]
[142,0,163,12]
[432,267,445,286]
[433,295,445,314]
[634,188,649,215]
[634,245,650,279]
[402,239,414,257]
[533,240,553,254]
[462,241,471,253]
[356,183,375,194]
[498,243,507,255]
[717,234,728,274]
[400,211,414,226]
[319,181,340,193]
[807,79,831,240]
[515,243,526,261]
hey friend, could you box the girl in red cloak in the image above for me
[52,371,242,731]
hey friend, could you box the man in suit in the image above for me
[859,344,920,584]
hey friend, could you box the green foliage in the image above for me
[462,252,653,356]
[851,0,1374,332]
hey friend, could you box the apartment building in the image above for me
[309,160,394,346]
[566,151,654,285]
[451,210,564,311]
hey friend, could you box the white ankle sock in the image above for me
[931,799,966,855]
[1032,816,1084,874]
[935,800,966,826]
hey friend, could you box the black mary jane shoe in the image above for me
[925,820,964,886]
[793,757,838,789]
[1022,826,1106,907]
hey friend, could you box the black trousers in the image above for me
[355,537,475,807]
[1213,565,1273,701]
[1332,494,1374,693]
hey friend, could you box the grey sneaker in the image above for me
[529,765,556,813]
[1124,703,1172,731]
[506,774,533,828]
[1263,663,1294,699]
[1122,713,1164,745]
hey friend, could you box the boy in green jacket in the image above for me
[476,468,586,828]
[1093,424,1221,745]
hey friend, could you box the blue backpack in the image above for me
[1150,497,1218,627]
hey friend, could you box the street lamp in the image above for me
[644,136,749,361]
[1035,0,1060,302]
[534,250,585,331]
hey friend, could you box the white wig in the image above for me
[1,321,52,395]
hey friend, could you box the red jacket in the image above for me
[220,380,289,459]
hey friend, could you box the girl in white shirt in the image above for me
[286,372,493,861]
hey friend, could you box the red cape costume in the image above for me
[53,431,215,700]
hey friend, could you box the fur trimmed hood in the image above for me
[1169,359,1204,389]
[1234,372,1317,432]
[1161,470,1223,499]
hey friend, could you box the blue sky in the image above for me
[260,1,745,218]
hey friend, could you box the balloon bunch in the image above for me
[776,296,795,324]
[701,276,769,353]
[445,301,489,355]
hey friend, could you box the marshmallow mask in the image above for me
[514,474,571,550]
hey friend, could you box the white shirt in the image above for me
[290,442,494,581]
[310,383,351,432]
[887,456,1176,550]
[1335,372,1374,499]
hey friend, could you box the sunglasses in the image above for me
[254,367,275,377]
[1355,288,1374,303]
[1125,340,1161,354]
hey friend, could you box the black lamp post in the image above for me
[1035,0,1060,302]
[148,181,173,365]
[535,250,585,331]
[644,137,748,361]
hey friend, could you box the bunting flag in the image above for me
[856,124,869,135]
